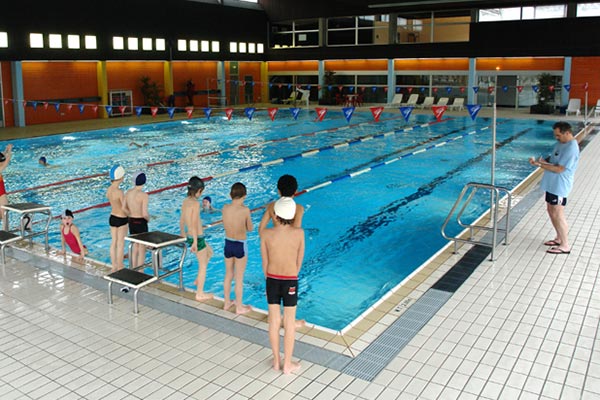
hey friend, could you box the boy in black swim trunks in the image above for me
[260,197,305,375]
[125,172,150,268]
[107,165,128,272]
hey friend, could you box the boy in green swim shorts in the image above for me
[180,176,214,301]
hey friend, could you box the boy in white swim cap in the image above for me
[260,196,305,375]
[106,165,127,271]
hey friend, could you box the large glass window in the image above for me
[272,19,319,48]
[577,2,600,16]
[479,5,566,21]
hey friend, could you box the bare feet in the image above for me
[272,358,280,371]
[223,301,234,311]
[295,319,306,329]
[195,292,214,302]
[236,304,252,315]
[283,361,301,375]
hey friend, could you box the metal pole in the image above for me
[585,91,588,126]
[490,79,498,260]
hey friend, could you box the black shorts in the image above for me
[545,192,567,206]
[128,217,148,234]
[266,277,298,307]
[109,215,128,227]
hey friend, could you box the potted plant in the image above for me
[139,76,163,112]
[530,73,555,114]
[319,70,337,105]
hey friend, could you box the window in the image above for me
[211,41,220,52]
[201,40,210,52]
[113,36,124,50]
[67,35,80,49]
[85,35,97,49]
[142,38,152,51]
[577,2,600,16]
[49,34,62,49]
[189,40,198,52]
[479,5,566,21]
[239,42,247,53]
[155,38,165,51]
[479,8,521,21]
[257,43,264,53]
[522,5,566,19]
[128,37,138,50]
[230,42,238,53]
[0,32,7,48]
[177,39,187,51]
[30,33,44,48]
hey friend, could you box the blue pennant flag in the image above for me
[466,104,482,121]
[287,83,292,90]
[104,105,111,115]
[342,107,355,123]
[245,107,256,121]
[472,86,479,93]
[168,107,175,119]
[54,103,61,113]
[372,86,377,93]
[31,101,38,111]
[446,87,452,94]
[420,87,426,93]
[251,81,255,86]
[399,106,413,122]
[307,85,311,90]
[502,85,509,92]
[564,84,571,92]
[204,107,212,120]
[349,86,354,93]
[289,107,301,120]
[395,87,401,93]
[269,83,273,88]
[532,85,539,93]
[327,85,332,91]
[135,106,143,117]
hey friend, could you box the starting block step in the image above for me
[0,230,22,264]
[104,269,158,314]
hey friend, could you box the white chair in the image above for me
[565,98,581,116]
[390,93,404,105]
[419,96,434,109]
[594,99,600,118]
[401,93,419,107]
[436,97,449,107]
[449,97,464,111]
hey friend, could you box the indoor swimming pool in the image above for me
[3,110,565,330]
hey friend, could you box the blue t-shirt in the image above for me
[540,139,579,198]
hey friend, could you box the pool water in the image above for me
[4,111,565,330]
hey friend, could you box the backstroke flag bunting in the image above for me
[342,107,355,123]
[315,107,327,122]
[225,108,234,120]
[432,105,447,122]
[168,107,176,119]
[370,106,384,122]
[268,107,278,121]
[244,107,256,121]
[400,106,413,122]
[467,104,482,121]
[203,107,211,120]
[186,107,194,119]
[289,108,301,120]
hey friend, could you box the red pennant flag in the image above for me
[225,108,234,120]
[151,107,158,117]
[315,107,328,122]
[384,87,388,93]
[459,87,465,93]
[3,99,8,105]
[278,84,282,88]
[186,107,194,118]
[119,106,126,115]
[66,104,73,112]
[92,105,98,113]
[548,85,555,92]
[584,82,589,91]
[433,87,438,93]
[432,105,447,122]
[370,106,384,122]
[487,86,495,94]
[360,86,365,92]
[517,86,524,93]
[268,107,278,121]
[407,87,413,93]
[43,102,49,110]
[317,85,321,90]
[338,85,343,92]
[22,101,27,108]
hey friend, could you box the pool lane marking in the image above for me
[8,114,410,195]
[64,117,461,217]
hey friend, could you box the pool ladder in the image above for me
[441,182,512,261]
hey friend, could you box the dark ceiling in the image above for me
[259,0,569,21]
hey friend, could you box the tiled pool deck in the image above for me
[1,109,599,399]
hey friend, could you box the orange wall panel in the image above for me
[172,61,219,107]
[395,58,469,71]
[107,61,164,108]
[1,61,15,127]
[570,57,600,106]
[326,60,388,71]
[477,57,564,71]
[22,61,98,125]
[268,61,319,72]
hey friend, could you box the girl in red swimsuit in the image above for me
[58,209,88,262]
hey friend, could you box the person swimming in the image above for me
[39,156,48,166]
[201,196,219,213]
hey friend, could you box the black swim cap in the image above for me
[0,152,5,163]
[187,176,205,194]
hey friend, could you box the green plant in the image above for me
[536,72,555,107]
[319,70,336,105]
[139,76,163,106]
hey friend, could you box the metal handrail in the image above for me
[441,182,512,261]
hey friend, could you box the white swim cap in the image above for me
[274,197,296,220]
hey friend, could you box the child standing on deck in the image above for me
[107,165,128,272]
[221,182,253,314]
[180,176,214,301]
[58,209,88,262]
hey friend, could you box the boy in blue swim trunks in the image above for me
[180,176,214,301]
[221,182,253,314]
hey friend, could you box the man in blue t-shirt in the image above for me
[529,121,579,255]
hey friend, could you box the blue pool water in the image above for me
[3,111,568,330]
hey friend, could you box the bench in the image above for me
[0,230,21,264]
[104,268,157,314]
